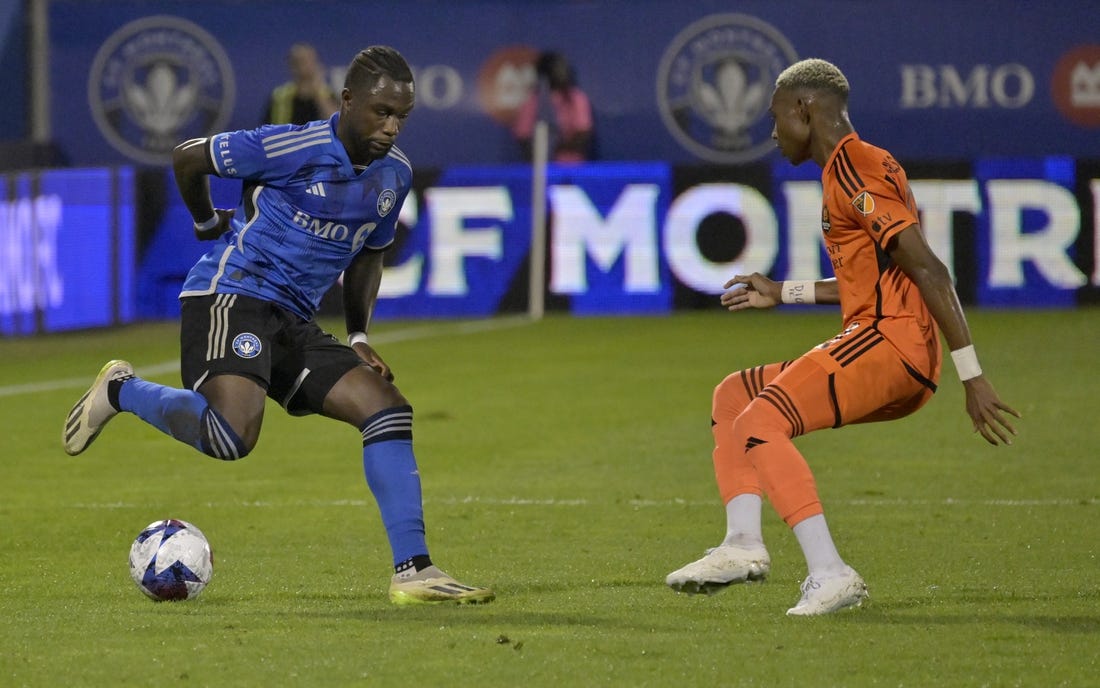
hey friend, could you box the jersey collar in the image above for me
[823,132,860,173]
[327,112,362,177]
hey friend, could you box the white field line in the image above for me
[64,496,1100,510]
[0,316,532,398]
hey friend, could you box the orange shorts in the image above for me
[762,321,939,436]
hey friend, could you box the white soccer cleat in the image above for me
[785,565,868,616]
[666,543,771,595]
[63,359,134,456]
[388,565,495,606]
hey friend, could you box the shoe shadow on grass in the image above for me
[845,593,1100,634]
[851,610,1100,634]
[241,579,692,631]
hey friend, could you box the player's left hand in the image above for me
[351,342,394,382]
[194,209,235,241]
[962,376,1020,445]
[721,273,781,311]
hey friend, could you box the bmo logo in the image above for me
[1051,45,1100,128]
[899,63,1034,109]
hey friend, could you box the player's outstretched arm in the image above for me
[721,273,838,311]
[888,224,1020,445]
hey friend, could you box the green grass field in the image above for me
[2,309,1097,687]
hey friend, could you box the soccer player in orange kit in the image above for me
[665,58,1020,615]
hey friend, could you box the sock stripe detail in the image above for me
[360,405,414,446]
[201,407,245,460]
[205,412,233,460]
[205,412,233,459]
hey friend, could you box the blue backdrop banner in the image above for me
[128,159,1099,321]
[1,168,136,335]
[3,157,1094,337]
[43,1,1100,169]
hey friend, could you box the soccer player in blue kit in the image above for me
[63,45,494,605]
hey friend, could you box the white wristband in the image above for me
[781,280,816,304]
[194,214,219,231]
[950,345,983,381]
[347,331,369,347]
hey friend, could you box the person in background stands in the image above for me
[513,51,594,163]
[263,43,340,125]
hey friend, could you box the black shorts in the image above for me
[180,293,364,416]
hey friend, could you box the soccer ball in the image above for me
[128,519,213,601]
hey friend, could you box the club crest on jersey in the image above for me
[377,189,397,217]
[821,206,831,233]
[232,333,262,359]
[852,191,875,216]
[88,16,235,165]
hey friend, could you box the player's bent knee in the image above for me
[378,387,408,410]
[325,366,408,423]
[713,372,753,419]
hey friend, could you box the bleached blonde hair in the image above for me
[775,58,850,100]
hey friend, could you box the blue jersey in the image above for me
[180,114,412,320]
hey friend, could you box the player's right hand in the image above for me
[962,376,1020,446]
[721,273,781,311]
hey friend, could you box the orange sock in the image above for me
[733,398,823,527]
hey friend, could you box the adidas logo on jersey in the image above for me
[306,182,326,197]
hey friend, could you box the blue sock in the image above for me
[116,378,247,460]
[360,405,427,566]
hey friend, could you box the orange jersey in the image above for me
[818,133,941,382]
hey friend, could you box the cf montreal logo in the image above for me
[377,189,397,217]
[232,333,262,359]
[88,16,235,165]
[656,14,798,164]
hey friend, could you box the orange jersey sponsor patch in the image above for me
[851,190,875,215]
